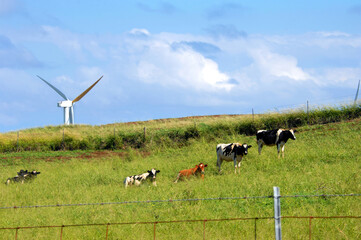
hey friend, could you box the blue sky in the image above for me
[1,0,361,132]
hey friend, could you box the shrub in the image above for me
[0,104,360,152]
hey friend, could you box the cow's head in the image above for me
[233,143,252,156]
[196,163,208,174]
[290,129,297,140]
[148,168,160,179]
[195,163,208,179]
[31,170,41,176]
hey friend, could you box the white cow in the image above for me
[256,129,296,158]
[216,143,252,174]
[124,168,160,188]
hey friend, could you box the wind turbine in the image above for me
[37,75,103,125]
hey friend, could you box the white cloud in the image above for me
[3,25,361,132]
[136,43,233,91]
[248,47,312,82]
[129,28,150,36]
[317,67,361,86]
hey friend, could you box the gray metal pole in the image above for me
[354,80,360,104]
[273,186,282,240]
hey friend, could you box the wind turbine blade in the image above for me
[72,76,103,103]
[37,75,68,100]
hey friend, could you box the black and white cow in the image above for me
[256,129,296,158]
[5,170,41,185]
[124,168,160,188]
[216,143,252,174]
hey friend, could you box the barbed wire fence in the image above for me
[1,189,360,239]
[0,193,360,210]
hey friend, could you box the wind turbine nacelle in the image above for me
[58,100,73,108]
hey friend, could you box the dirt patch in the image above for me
[1,150,151,164]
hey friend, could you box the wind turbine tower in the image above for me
[37,75,103,125]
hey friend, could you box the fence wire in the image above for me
[0,216,360,240]
[1,193,360,210]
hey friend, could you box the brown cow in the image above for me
[174,163,208,183]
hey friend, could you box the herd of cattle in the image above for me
[5,128,296,187]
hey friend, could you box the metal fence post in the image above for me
[60,225,64,240]
[105,223,110,240]
[307,101,309,125]
[15,227,19,240]
[273,186,282,240]
[113,128,116,150]
[153,222,157,240]
[254,218,258,240]
[144,127,146,143]
[203,219,207,240]
[62,129,65,150]
[309,217,313,240]
[16,131,19,152]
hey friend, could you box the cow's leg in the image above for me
[281,143,285,158]
[257,140,263,155]
[124,178,129,188]
[174,173,181,183]
[237,160,242,174]
[233,157,237,174]
[277,144,281,158]
[153,181,157,186]
[217,156,223,173]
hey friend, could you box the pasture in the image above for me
[0,118,360,239]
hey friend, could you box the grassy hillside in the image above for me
[0,118,360,239]
[1,104,360,152]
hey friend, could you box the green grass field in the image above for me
[1,118,360,239]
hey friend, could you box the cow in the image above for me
[256,129,296,158]
[174,163,208,183]
[124,168,160,188]
[216,143,252,174]
[5,170,41,185]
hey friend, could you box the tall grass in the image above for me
[0,119,360,239]
[1,104,360,152]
